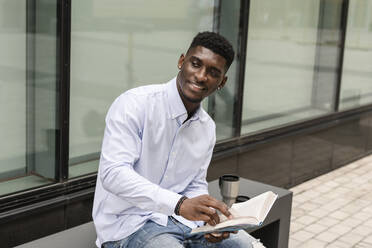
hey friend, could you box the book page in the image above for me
[231,191,277,222]
[190,191,278,235]
[258,192,278,221]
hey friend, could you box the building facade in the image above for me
[1,0,372,246]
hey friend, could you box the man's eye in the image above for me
[192,61,200,67]
[210,70,220,78]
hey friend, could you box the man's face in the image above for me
[177,46,228,105]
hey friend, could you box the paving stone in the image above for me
[318,217,340,227]
[291,201,300,208]
[342,203,365,214]
[363,235,372,244]
[324,181,339,189]
[301,239,327,247]
[303,223,328,234]
[329,210,350,220]
[350,225,372,236]
[300,202,321,211]
[348,163,362,169]
[289,154,372,248]
[352,177,370,184]
[339,218,363,228]
[288,238,301,248]
[334,177,351,184]
[290,187,304,195]
[354,241,372,248]
[314,185,333,193]
[338,232,364,245]
[307,180,323,187]
[296,215,318,225]
[291,230,314,242]
[327,225,352,235]
[352,212,371,221]
[293,193,309,203]
[326,240,354,248]
[308,208,330,218]
[311,196,334,205]
[354,157,371,165]
[362,206,372,214]
[316,231,339,243]
[290,222,305,234]
[330,187,351,196]
[321,202,342,212]
[301,190,321,200]
[354,199,371,208]
[362,194,372,201]
[291,208,306,219]
[364,218,372,228]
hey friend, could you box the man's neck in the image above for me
[183,109,197,124]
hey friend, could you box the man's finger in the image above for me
[222,232,230,239]
[205,233,223,243]
[198,205,216,216]
[203,196,231,218]
[199,206,220,225]
[198,214,212,224]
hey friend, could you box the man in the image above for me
[93,32,264,248]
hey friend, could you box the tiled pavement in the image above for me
[289,155,372,247]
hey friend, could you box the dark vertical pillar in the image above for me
[233,0,250,137]
[26,0,36,173]
[57,0,71,181]
[311,0,344,112]
[334,0,349,111]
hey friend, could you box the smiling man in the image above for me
[93,32,264,248]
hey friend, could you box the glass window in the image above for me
[0,0,57,196]
[339,0,372,110]
[241,0,342,135]
[214,0,241,140]
[69,0,216,177]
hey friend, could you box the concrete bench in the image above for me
[15,221,97,248]
[208,178,292,248]
[16,178,292,248]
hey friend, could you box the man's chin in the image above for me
[184,94,203,104]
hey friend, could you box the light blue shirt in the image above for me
[93,77,216,247]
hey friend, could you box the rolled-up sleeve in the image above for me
[99,93,182,216]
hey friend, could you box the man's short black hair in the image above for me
[188,31,235,70]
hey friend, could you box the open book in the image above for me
[190,191,278,235]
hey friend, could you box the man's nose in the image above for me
[195,67,207,82]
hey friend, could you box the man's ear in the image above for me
[178,54,185,69]
[218,76,228,90]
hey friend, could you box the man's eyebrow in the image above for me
[190,56,202,62]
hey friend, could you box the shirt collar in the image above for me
[166,77,208,123]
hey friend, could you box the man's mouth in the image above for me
[189,82,206,91]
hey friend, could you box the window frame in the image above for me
[4,0,372,213]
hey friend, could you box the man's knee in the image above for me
[223,231,265,248]
[142,234,184,248]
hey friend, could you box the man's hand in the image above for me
[178,195,237,243]
[204,232,231,243]
[178,194,231,226]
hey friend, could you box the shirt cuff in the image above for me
[155,187,183,216]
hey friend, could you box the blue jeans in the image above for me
[102,217,264,248]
